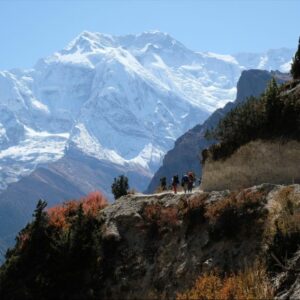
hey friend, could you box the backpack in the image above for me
[182,175,189,184]
[188,172,194,182]
[173,175,179,185]
[160,177,166,186]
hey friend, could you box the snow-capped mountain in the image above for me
[0,31,294,197]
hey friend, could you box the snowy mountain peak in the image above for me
[64,31,115,54]
[125,30,181,47]
[234,47,294,72]
[0,31,294,197]
[62,30,187,57]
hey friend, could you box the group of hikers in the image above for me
[159,172,200,194]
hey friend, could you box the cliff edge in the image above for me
[1,185,300,299]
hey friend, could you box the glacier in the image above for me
[0,30,295,196]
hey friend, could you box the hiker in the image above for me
[198,176,202,187]
[172,174,179,194]
[160,176,167,191]
[187,171,195,193]
[181,174,189,194]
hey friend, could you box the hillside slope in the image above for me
[1,184,300,299]
[201,79,300,191]
[146,70,290,192]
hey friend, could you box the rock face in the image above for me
[146,70,290,193]
[82,185,290,299]
[74,184,300,299]
[2,183,300,299]
[275,248,300,300]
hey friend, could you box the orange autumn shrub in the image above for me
[47,202,74,229]
[48,191,108,229]
[177,271,222,300]
[81,191,108,217]
[220,265,274,300]
[177,264,274,300]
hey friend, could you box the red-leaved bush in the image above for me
[81,191,108,217]
[48,191,108,229]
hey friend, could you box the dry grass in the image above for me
[274,187,300,236]
[265,186,300,242]
[177,271,222,300]
[205,190,266,220]
[176,193,208,218]
[201,140,300,191]
[177,263,274,300]
[142,203,180,227]
[261,185,300,274]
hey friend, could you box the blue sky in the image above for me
[0,0,299,70]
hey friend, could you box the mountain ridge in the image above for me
[0,32,294,254]
[0,31,294,197]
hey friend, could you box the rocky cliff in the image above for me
[1,184,300,299]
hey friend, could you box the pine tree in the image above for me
[30,199,48,253]
[291,37,300,79]
[265,77,279,113]
[111,175,129,199]
[32,199,47,228]
[265,77,281,131]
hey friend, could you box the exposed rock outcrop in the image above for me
[89,184,300,298]
[2,184,300,299]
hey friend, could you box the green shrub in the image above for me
[111,175,129,199]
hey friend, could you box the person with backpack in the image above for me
[172,174,179,194]
[187,171,195,193]
[181,174,189,194]
[160,176,167,191]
